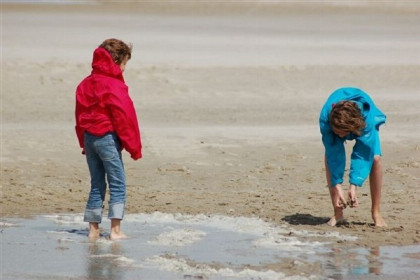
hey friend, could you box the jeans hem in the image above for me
[108,202,125,220]
[84,207,103,223]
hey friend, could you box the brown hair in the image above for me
[99,38,132,65]
[329,101,366,136]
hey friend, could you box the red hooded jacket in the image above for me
[75,47,142,160]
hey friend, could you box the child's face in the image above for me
[119,55,129,72]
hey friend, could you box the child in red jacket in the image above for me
[75,38,142,240]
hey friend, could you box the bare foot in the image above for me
[110,219,128,240]
[110,231,128,240]
[326,207,345,226]
[348,184,358,208]
[88,222,100,240]
[88,232,100,240]
[372,213,387,227]
[327,215,346,226]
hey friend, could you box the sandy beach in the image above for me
[1,0,420,271]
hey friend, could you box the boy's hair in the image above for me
[99,38,132,65]
[329,100,366,136]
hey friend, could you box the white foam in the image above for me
[43,214,85,225]
[90,254,137,267]
[254,228,358,249]
[253,233,320,253]
[129,212,358,250]
[41,212,356,246]
[114,256,137,267]
[57,237,75,243]
[90,253,122,258]
[94,238,115,245]
[46,230,69,234]
[146,255,293,280]
[148,228,206,247]
[125,212,290,236]
[0,222,20,227]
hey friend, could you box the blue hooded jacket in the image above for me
[319,88,386,187]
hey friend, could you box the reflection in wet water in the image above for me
[87,241,125,280]
[324,244,420,280]
[368,247,381,275]
[325,246,381,279]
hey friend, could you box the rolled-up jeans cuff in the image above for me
[108,203,125,220]
[84,207,103,223]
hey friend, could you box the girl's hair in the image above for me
[329,100,366,136]
[99,38,132,65]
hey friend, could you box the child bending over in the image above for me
[319,87,387,227]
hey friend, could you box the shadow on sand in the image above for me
[282,213,330,226]
[282,214,382,228]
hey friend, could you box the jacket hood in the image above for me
[320,87,386,135]
[91,47,124,82]
[338,88,386,132]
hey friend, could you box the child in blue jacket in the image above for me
[319,87,387,227]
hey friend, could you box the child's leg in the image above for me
[84,133,107,238]
[88,222,100,240]
[370,156,387,227]
[84,159,106,228]
[100,133,127,239]
[327,185,346,226]
[325,157,346,226]
[110,219,127,240]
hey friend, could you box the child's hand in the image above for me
[331,184,347,209]
[348,184,358,208]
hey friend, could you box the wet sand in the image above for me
[2,0,420,258]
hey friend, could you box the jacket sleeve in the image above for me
[349,130,375,186]
[320,105,345,187]
[106,89,142,160]
[322,131,346,187]
[75,91,85,154]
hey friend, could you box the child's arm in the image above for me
[107,90,142,160]
[320,106,346,188]
[325,156,347,208]
[349,94,384,187]
[322,132,346,187]
[74,99,85,154]
[349,130,376,186]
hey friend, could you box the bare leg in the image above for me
[370,156,387,227]
[110,219,128,240]
[325,157,346,226]
[88,222,100,240]
[327,186,346,226]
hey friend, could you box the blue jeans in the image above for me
[84,132,126,223]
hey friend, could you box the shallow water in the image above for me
[1,213,419,280]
